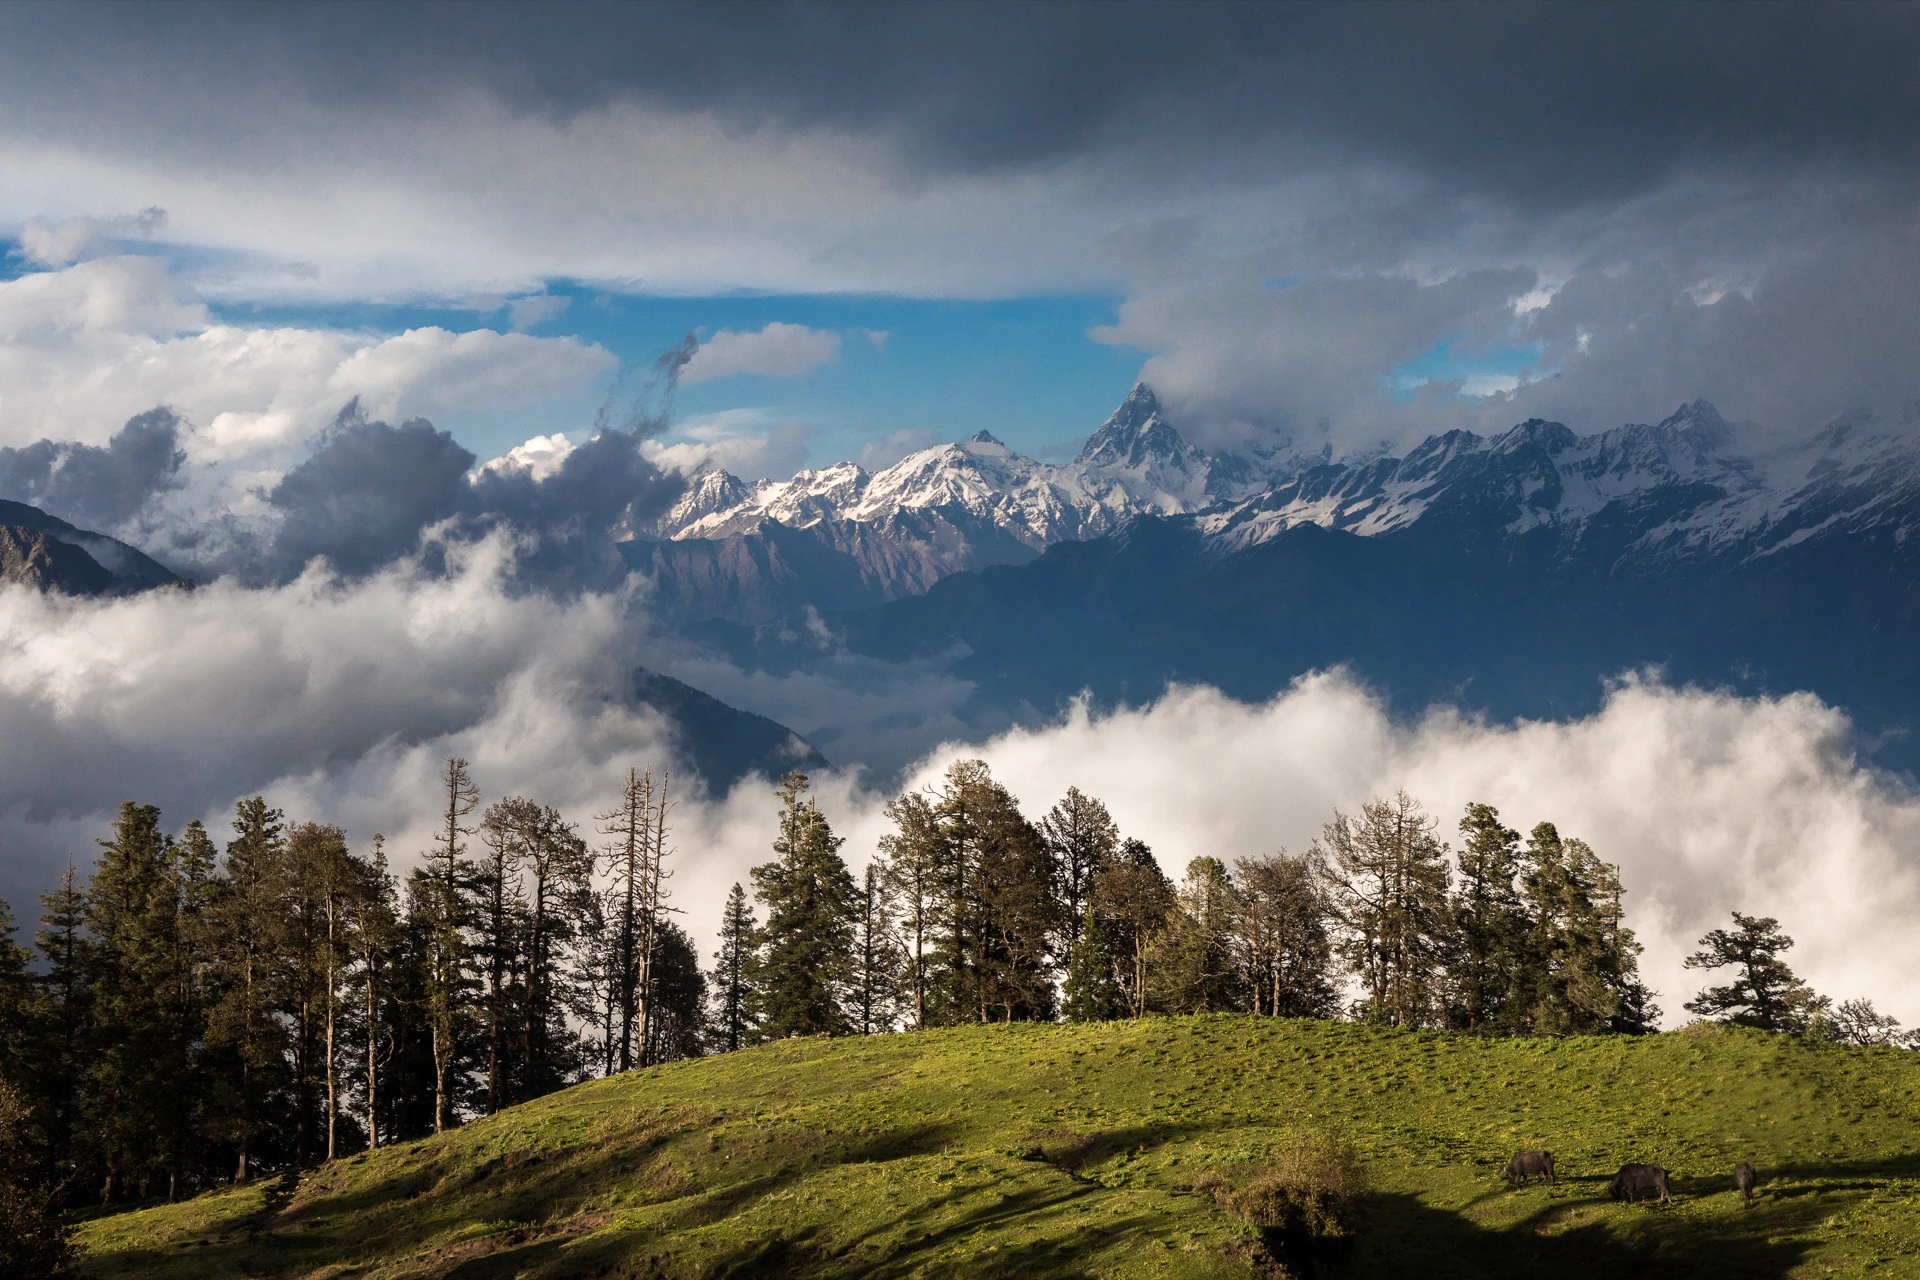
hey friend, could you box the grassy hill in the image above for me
[74,1017,1920,1279]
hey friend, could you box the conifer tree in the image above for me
[1091,839,1174,1019]
[0,1077,71,1279]
[1451,803,1528,1033]
[1684,911,1825,1032]
[708,883,758,1052]
[1061,901,1121,1022]
[1038,787,1118,956]
[473,800,526,1113]
[851,862,902,1035]
[750,773,856,1039]
[932,760,1060,1023]
[877,791,944,1030]
[0,896,33,1105]
[1318,791,1452,1028]
[82,802,179,1202]
[346,837,400,1150]
[1515,823,1652,1035]
[422,758,478,1134]
[1150,857,1241,1013]
[205,796,287,1182]
[641,921,705,1063]
[1231,852,1337,1018]
[517,804,592,1094]
[32,867,89,1183]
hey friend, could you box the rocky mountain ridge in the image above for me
[628,385,1920,626]
[0,498,186,595]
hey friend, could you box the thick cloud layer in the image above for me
[3,538,1914,1031]
[0,406,184,528]
[0,5,1913,451]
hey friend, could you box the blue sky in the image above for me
[218,287,1150,471]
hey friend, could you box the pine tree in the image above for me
[32,867,89,1185]
[473,800,527,1113]
[1318,791,1452,1028]
[1451,803,1528,1033]
[931,760,1060,1024]
[708,884,758,1052]
[1091,839,1173,1019]
[641,921,706,1064]
[1038,787,1118,957]
[0,1077,71,1279]
[1515,823,1652,1035]
[851,862,902,1035]
[877,791,944,1030]
[205,797,287,1182]
[750,773,856,1039]
[1149,857,1241,1013]
[0,896,33,1102]
[517,804,592,1094]
[1061,901,1121,1022]
[82,801,179,1202]
[1684,912,1826,1032]
[423,758,478,1134]
[1231,852,1337,1018]
[346,837,400,1150]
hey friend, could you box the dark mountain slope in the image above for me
[0,498,186,594]
[835,510,1920,770]
[632,665,828,793]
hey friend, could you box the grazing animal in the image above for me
[1734,1162,1756,1208]
[1608,1163,1673,1205]
[1503,1150,1556,1188]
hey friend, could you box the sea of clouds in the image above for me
[3,543,1916,1032]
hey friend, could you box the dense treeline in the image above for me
[0,756,1902,1237]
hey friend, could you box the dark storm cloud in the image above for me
[261,400,683,587]
[0,407,186,530]
[2,2,1915,210]
[266,403,475,579]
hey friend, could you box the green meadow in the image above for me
[74,1017,1920,1278]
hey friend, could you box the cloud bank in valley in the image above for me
[3,544,1914,1031]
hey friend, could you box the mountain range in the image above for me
[642,385,1920,775]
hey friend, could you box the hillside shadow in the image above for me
[1357,1191,1817,1279]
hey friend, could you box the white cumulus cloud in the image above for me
[680,322,842,386]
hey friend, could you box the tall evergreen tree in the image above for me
[708,883,758,1052]
[1038,787,1118,957]
[641,921,706,1064]
[1515,823,1652,1035]
[346,837,400,1151]
[32,867,89,1186]
[473,800,527,1113]
[1231,852,1338,1018]
[851,862,902,1035]
[1061,901,1121,1022]
[82,802,180,1202]
[205,797,287,1182]
[750,773,856,1039]
[517,804,592,1094]
[1684,912,1825,1032]
[0,1077,71,1280]
[421,757,478,1134]
[1150,857,1241,1013]
[1318,791,1452,1028]
[877,791,944,1030]
[0,896,33,1105]
[1091,839,1173,1019]
[1450,803,1528,1033]
[932,761,1060,1024]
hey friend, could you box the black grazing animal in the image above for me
[1608,1163,1672,1205]
[1734,1162,1756,1208]
[1503,1150,1556,1187]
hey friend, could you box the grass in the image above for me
[73,1017,1920,1278]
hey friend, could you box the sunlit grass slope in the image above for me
[76,1018,1920,1278]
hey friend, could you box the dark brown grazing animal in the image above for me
[1608,1163,1672,1205]
[1734,1162,1756,1208]
[1504,1150,1556,1187]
